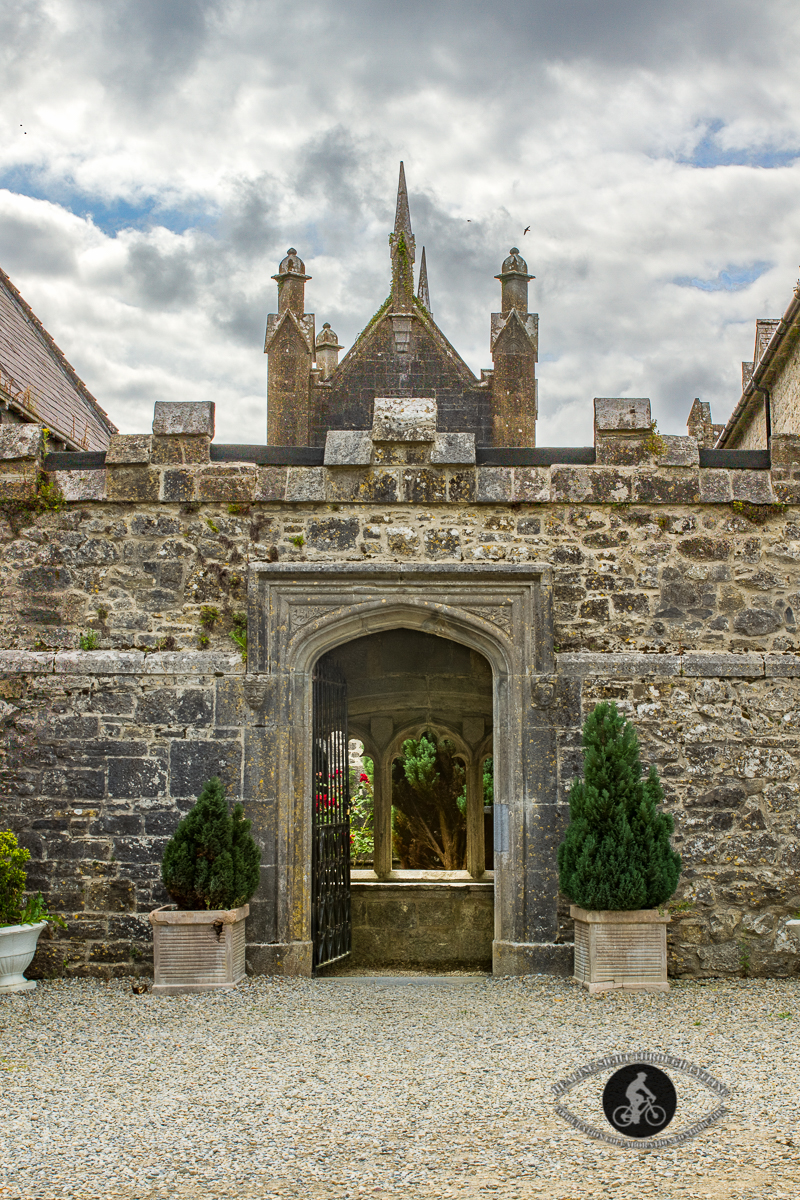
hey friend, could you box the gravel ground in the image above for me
[1,973,799,1200]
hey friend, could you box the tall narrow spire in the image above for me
[389,161,415,313]
[394,160,413,239]
[417,246,431,315]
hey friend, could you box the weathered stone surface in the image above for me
[105,434,152,464]
[324,431,373,466]
[285,467,326,501]
[372,397,436,442]
[152,401,215,437]
[195,464,257,502]
[54,650,145,674]
[550,466,630,503]
[151,435,210,465]
[476,467,512,502]
[731,470,775,504]
[633,470,700,504]
[699,469,733,503]
[430,432,476,464]
[51,469,107,501]
[680,652,764,676]
[254,466,288,501]
[143,651,245,675]
[106,466,160,502]
[594,397,651,433]
[513,467,550,502]
[764,653,800,676]
[733,608,782,636]
[659,436,700,466]
[557,652,682,677]
[0,650,55,672]
[0,424,44,459]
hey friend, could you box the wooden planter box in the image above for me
[149,904,249,995]
[571,905,669,994]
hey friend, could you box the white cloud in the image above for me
[1,0,800,444]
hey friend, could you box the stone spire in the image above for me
[389,161,415,313]
[417,246,431,315]
[490,246,538,447]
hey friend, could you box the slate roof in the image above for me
[0,267,117,450]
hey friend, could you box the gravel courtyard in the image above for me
[1,973,799,1200]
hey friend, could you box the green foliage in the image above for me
[558,701,681,911]
[199,605,220,629]
[161,777,261,910]
[0,830,65,927]
[392,732,466,870]
[229,612,247,660]
[79,630,99,650]
[730,500,787,527]
[205,517,219,533]
[290,534,305,548]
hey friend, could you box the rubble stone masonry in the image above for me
[2,418,800,980]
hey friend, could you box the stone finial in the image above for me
[495,246,534,316]
[272,247,311,316]
[417,246,431,315]
[315,322,344,380]
[687,398,725,449]
[389,162,416,313]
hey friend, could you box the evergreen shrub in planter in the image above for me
[151,778,261,994]
[558,702,681,994]
[1,830,64,993]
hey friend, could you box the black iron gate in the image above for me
[311,661,352,969]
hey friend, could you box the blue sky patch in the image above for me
[678,120,800,169]
[673,262,772,292]
[0,165,216,236]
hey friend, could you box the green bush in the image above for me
[0,830,65,927]
[558,701,681,911]
[161,777,261,910]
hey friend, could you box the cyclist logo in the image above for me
[602,1063,677,1138]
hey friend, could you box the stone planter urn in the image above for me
[0,921,47,993]
[150,904,249,995]
[571,906,670,994]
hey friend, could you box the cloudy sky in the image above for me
[2,0,799,445]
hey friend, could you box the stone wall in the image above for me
[773,332,800,440]
[348,878,494,971]
[1,410,800,979]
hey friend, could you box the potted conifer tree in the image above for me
[558,701,681,994]
[150,778,261,995]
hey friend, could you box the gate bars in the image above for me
[311,661,352,969]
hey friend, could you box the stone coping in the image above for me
[570,905,670,924]
[351,869,494,885]
[1,648,798,677]
[149,903,249,925]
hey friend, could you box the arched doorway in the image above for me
[317,629,495,971]
[243,561,570,979]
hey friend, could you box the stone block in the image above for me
[169,739,242,798]
[0,650,55,673]
[632,471,700,504]
[106,465,160,502]
[593,397,651,434]
[699,469,732,503]
[0,424,44,460]
[595,438,651,466]
[403,468,446,503]
[764,654,800,677]
[286,467,326,502]
[430,433,476,465]
[324,431,373,466]
[513,467,550,502]
[0,470,37,501]
[556,652,682,678]
[254,466,288,501]
[659,436,700,466]
[160,469,195,502]
[550,466,631,503]
[448,471,476,502]
[731,470,774,504]
[51,469,107,501]
[769,434,800,472]
[680,652,764,677]
[54,650,145,675]
[195,464,257,503]
[326,469,399,504]
[476,467,513,502]
[152,401,215,437]
[105,434,152,464]
[372,397,436,442]
[307,517,359,551]
[143,651,244,675]
[151,435,210,465]
[108,757,168,799]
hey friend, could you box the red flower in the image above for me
[359,773,369,783]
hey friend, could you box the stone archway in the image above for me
[242,562,570,978]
